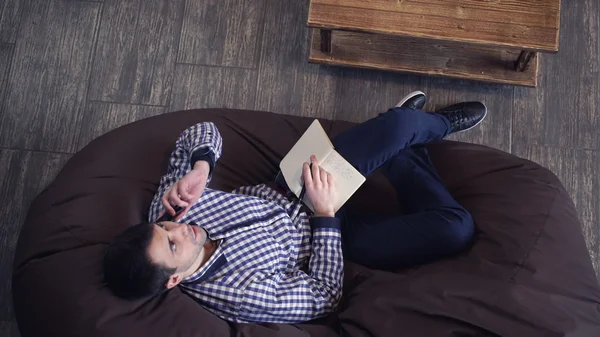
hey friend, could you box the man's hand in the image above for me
[302,155,337,217]
[161,161,210,220]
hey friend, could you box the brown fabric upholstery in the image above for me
[13,109,600,337]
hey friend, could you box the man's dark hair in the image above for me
[103,222,176,300]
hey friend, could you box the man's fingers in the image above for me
[311,156,320,184]
[327,172,335,187]
[172,195,189,208]
[180,188,194,201]
[168,187,189,208]
[302,162,313,186]
[320,169,328,185]
[161,198,175,215]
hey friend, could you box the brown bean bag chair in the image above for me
[13,109,600,337]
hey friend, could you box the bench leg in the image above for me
[515,51,536,72]
[320,29,332,53]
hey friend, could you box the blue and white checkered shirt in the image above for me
[148,122,344,323]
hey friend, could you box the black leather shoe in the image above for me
[436,102,487,133]
[396,91,426,110]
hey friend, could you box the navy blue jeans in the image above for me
[332,107,475,271]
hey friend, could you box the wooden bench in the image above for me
[307,0,561,86]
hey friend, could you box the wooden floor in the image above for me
[0,0,598,334]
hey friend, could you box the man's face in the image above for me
[147,221,207,282]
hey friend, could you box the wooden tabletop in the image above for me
[308,0,561,52]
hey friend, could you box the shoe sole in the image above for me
[454,102,488,133]
[396,90,426,108]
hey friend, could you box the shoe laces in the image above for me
[444,109,469,127]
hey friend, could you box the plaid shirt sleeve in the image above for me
[148,122,222,222]
[237,217,344,323]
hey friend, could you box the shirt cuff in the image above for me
[190,148,215,173]
[309,217,341,230]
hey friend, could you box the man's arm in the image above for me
[238,156,344,323]
[149,122,222,222]
[238,217,344,323]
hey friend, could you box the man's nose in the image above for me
[165,221,182,231]
[169,223,188,237]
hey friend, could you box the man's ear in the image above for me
[166,274,182,289]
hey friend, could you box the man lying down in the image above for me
[103,91,486,323]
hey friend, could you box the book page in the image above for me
[319,150,366,212]
[280,120,334,196]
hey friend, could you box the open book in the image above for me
[280,120,366,213]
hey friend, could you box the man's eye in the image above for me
[170,241,176,252]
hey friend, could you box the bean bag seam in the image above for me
[509,187,560,282]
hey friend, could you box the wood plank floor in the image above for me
[0,0,597,335]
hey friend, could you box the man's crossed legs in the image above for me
[331,91,486,271]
